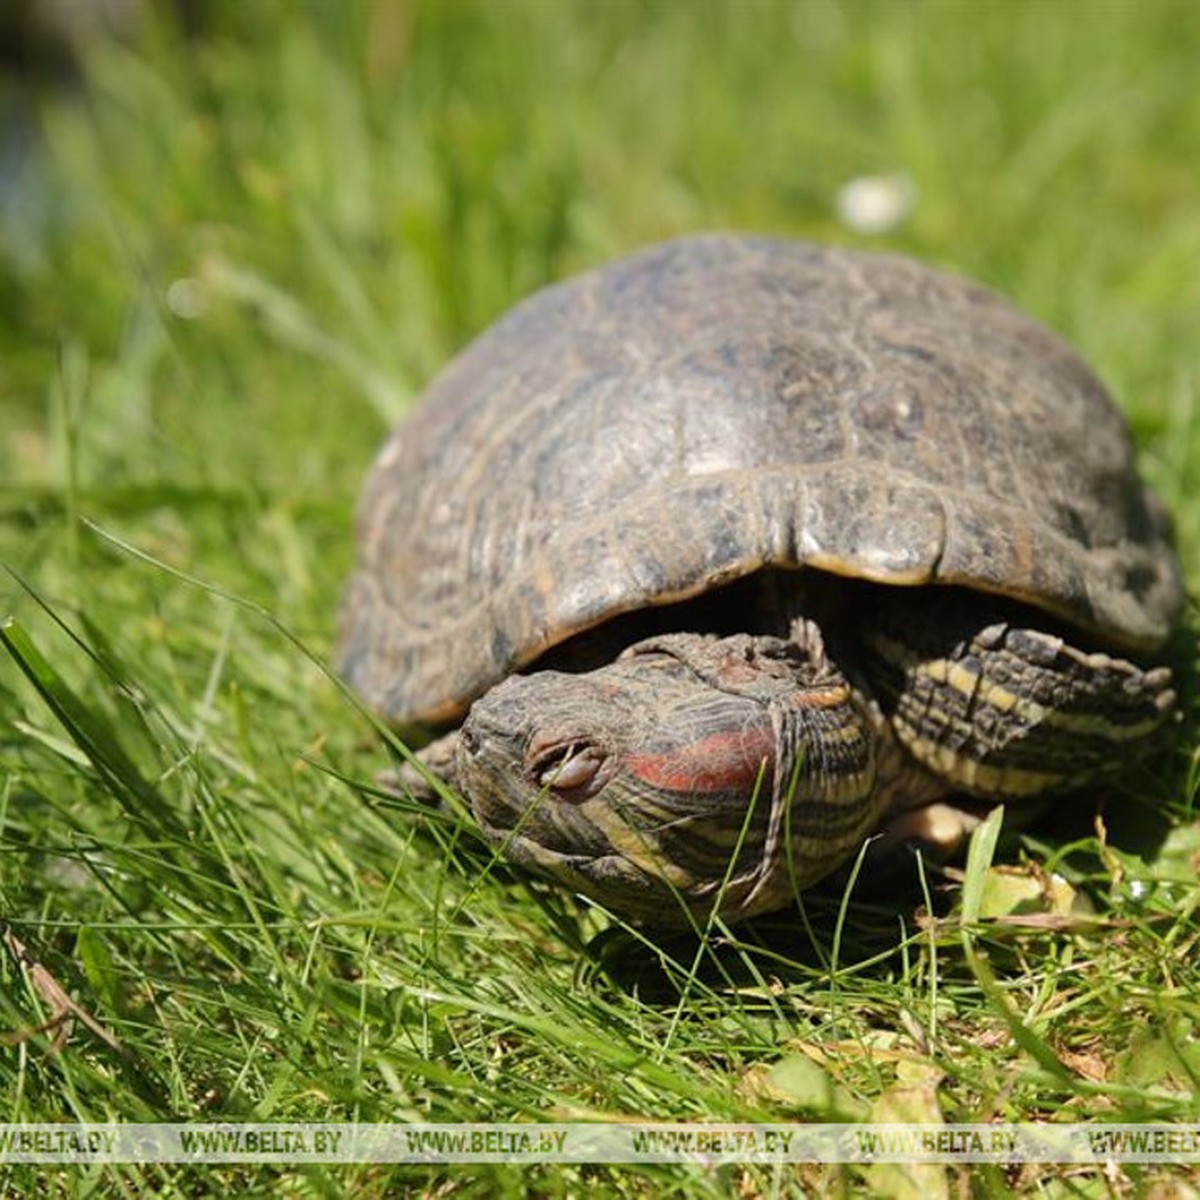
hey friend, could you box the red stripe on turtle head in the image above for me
[625,726,776,795]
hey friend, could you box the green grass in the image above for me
[1,1,1198,1195]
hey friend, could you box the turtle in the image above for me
[338,234,1181,928]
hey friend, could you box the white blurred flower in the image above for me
[836,173,916,235]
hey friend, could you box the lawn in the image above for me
[1,1,1198,1195]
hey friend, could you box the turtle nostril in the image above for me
[459,724,480,756]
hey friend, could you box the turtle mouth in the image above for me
[457,666,624,812]
[455,679,618,844]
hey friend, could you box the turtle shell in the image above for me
[339,234,1181,725]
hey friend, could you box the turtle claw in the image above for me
[377,731,460,807]
[880,800,988,861]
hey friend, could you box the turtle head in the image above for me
[453,630,876,926]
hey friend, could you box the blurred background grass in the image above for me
[1,1,1198,1194]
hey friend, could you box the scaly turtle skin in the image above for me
[339,234,1181,927]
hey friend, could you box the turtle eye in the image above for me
[531,743,605,795]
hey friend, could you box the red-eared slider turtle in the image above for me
[339,234,1181,927]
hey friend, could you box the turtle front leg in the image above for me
[861,592,1176,808]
